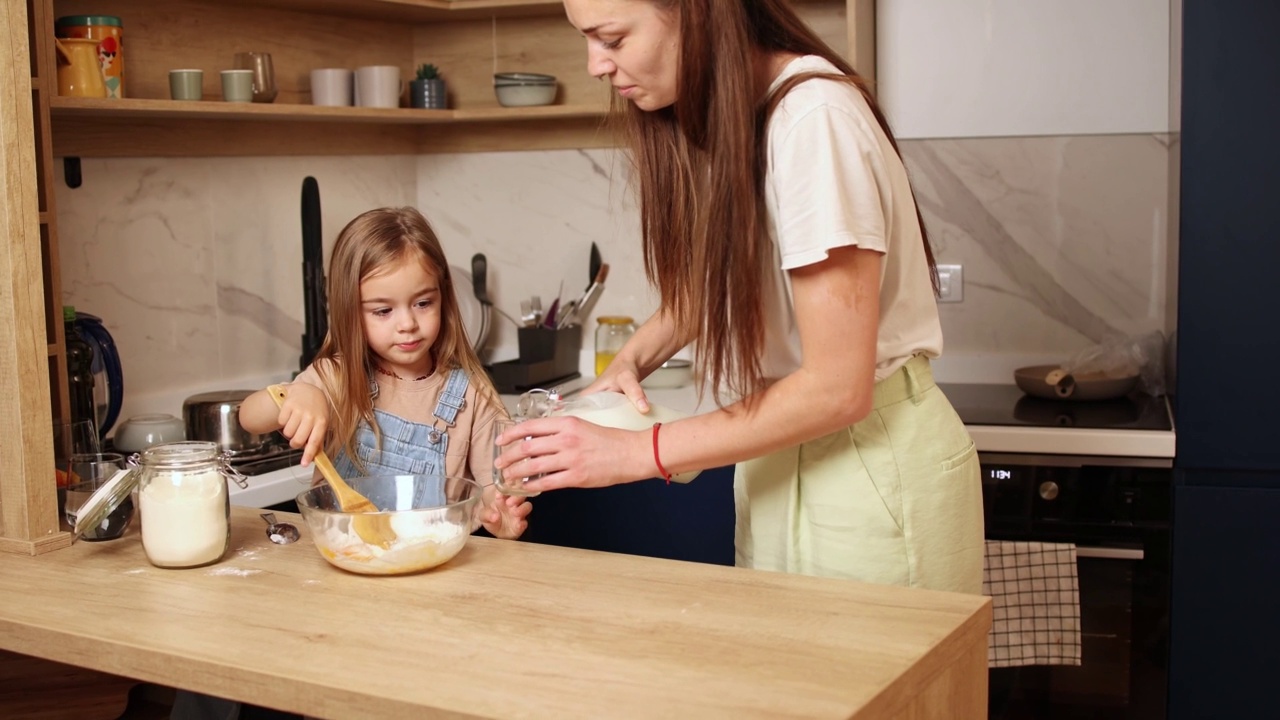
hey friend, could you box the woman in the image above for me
[496,0,983,594]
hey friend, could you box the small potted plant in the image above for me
[410,63,447,109]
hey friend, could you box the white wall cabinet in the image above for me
[877,0,1170,139]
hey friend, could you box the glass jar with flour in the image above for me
[135,442,244,567]
[72,440,247,568]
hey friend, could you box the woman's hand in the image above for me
[583,356,652,414]
[480,491,532,539]
[492,416,651,492]
[273,383,329,467]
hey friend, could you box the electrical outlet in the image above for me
[936,264,963,303]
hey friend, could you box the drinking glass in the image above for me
[491,419,541,497]
[64,452,133,541]
[53,419,100,514]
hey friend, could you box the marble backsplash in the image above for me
[54,133,1172,419]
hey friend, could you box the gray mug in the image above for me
[169,69,203,101]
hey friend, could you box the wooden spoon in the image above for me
[265,384,396,549]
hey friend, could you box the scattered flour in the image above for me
[206,566,263,577]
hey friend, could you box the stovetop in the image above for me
[938,383,1174,432]
[225,443,304,476]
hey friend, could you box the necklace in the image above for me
[374,365,432,382]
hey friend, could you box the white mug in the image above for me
[310,68,354,107]
[354,65,403,108]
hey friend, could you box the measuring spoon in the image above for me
[261,513,300,545]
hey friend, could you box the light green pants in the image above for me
[735,355,984,594]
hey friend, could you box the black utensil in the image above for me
[471,253,520,328]
[588,242,602,292]
[300,177,327,370]
[471,253,490,306]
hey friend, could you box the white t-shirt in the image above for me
[760,55,943,382]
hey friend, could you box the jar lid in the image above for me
[597,315,635,325]
[56,15,123,28]
[71,467,140,542]
[141,440,220,466]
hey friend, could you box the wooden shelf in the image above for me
[218,0,568,23]
[47,96,613,157]
[49,96,605,125]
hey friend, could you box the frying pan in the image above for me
[1013,365,1139,402]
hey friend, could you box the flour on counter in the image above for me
[206,566,263,577]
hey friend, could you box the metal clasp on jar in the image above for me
[215,454,249,489]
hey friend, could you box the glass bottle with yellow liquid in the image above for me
[595,316,636,376]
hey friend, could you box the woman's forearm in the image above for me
[616,306,694,378]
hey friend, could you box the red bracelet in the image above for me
[652,422,672,484]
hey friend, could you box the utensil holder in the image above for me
[487,325,581,394]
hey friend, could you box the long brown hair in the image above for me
[314,207,498,463]
[613,0,936,403]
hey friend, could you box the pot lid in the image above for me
[71,467,140,542]
[184,389,255,405]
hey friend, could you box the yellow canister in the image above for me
[55,15,124,99]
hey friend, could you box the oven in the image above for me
[981,452,1172,720]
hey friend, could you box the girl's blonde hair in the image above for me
[313,206,498,464]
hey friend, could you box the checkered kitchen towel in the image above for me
[983,540,1082,667]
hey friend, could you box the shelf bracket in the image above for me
[63,157,82,189]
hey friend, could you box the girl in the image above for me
[495,0,982,594]
[241,206,530,539]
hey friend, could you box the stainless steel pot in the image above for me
[182,390,269,455]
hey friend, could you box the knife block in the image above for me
[486,325,582,394]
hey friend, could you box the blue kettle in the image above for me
[73,312,124,440]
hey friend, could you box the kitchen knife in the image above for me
[557,263,608,329]
[573,263,609,325]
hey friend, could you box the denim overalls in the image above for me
[331,368,470,479]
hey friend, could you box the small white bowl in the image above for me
[495,82,557,107]
[641,359,693,389]
[112,413,186,453]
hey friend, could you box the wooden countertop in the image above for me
[0,507,991,719]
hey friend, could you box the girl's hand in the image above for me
[493,416,649,492]
[275,383,329,467]
[480,491,532,539]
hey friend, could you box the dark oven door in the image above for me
[981,453,1172,720]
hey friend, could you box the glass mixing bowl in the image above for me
[296,474,483,576]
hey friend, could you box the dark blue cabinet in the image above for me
[1171,3,1280,718]
[1176,0,1280,472]
[1169,483,1280,719]
[519,465,735,566]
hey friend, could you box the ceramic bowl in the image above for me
[296,474,483,576]
[494,73,557,107]
[112,413,186,453]
[641,359,694,389]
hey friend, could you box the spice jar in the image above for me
[135,442,244,567]
[595,316,636,376]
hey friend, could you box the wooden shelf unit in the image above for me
[42,0,865,156]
